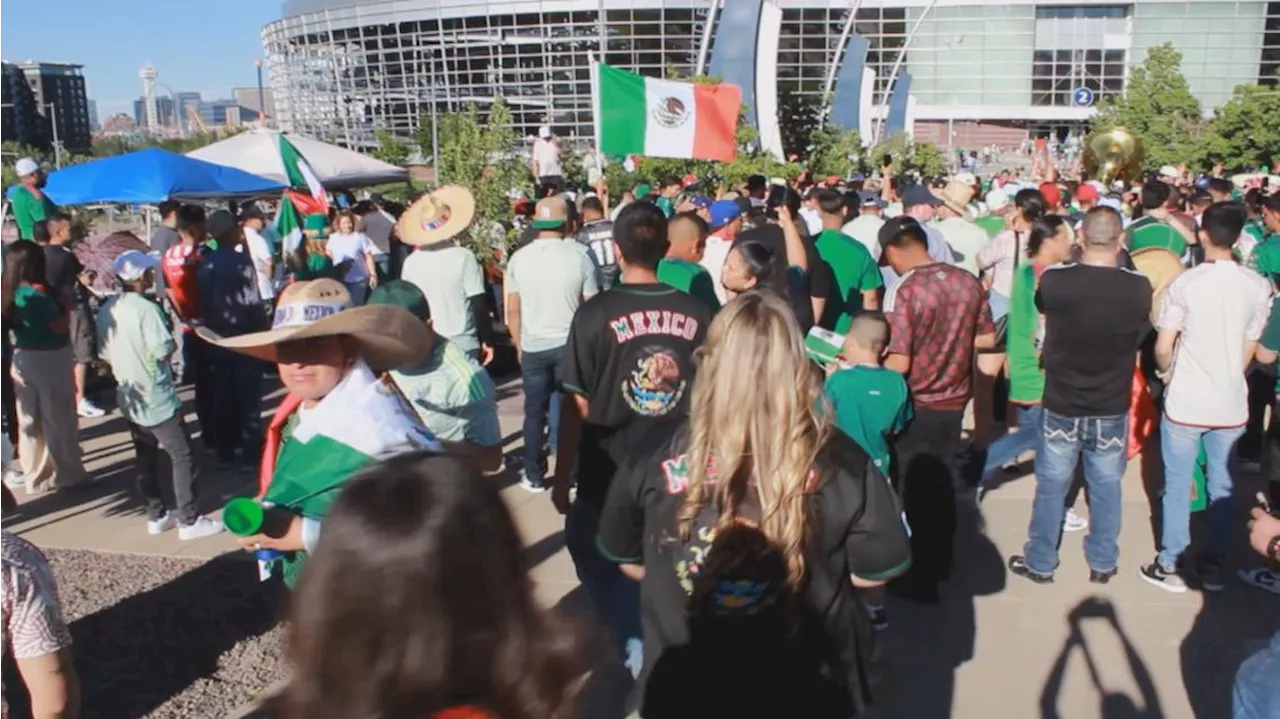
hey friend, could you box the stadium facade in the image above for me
[263,0,1280,150]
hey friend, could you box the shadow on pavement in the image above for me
[552,585,637,719]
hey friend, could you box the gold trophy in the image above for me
[1082,127,1144,186]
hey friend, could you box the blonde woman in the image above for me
[598,291,912,718]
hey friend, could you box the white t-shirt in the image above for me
[934,217,991,277]
[326,231,376,283]
[241,226,276,300]
[505,238,599,353]
[842,215,885,261]
[360,209,396,255]
[799,207,823,237]
[401,242,486,353]
[532,138,563,178]
[1157,260,1271,427]
[699,233,734,304]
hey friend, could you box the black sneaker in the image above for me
[1089,567,1118,584]
[1139,560,1187,593]
[1008,555,1054,584]
[957,445,987,488]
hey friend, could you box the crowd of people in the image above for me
[3,140,1280,719]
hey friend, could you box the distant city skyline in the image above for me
[0,0,279,120]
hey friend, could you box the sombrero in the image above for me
[195,279,430,370]
[395,186,476,246]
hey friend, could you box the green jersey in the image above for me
[7,284,67,349]
[813,229,884,334]
[974,215,1006,239]
[1126,216,1186,257]
[824,365,913,473]
[657,257,720,312]
[9,185,58,241]
[1259,296,1280,395]
[1006,264,1045,404]
[1252,235,1280,281]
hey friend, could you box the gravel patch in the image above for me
[42,549,287,719]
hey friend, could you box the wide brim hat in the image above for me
[396,186,476,246]
[195,279,430,370]
[934,180,975,215]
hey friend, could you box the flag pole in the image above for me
[588,52,603,180]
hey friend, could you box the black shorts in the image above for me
[69,305,95,364]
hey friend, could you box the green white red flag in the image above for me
[595,63,741,163]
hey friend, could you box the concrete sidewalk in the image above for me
[8,380,1279,718]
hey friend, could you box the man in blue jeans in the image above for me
[1142,202,1271,593]
[505,196,598,492]
[1008,207,1151,584]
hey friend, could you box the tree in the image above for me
[807,126,865,179]
[1091,43,1205,171]
[777,89,826,160]
[427,100,524,260]
[1200,76,1280,173]
[370,129,411,167]
[867,132,948,178]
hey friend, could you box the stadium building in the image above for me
[263,0,1280,151]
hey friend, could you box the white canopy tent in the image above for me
[186,129,408,191]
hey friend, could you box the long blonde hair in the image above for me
[676,291,831,591]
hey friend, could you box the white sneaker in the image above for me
[1062,508,1089,533]
[3,469,26,490]
[77,399,106,418]
[178,516,224,541]
[1239,567,1280,595]
[147,513,178,535]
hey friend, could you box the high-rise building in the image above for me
[5,60,92,153]
[87,99,99,131]
[174,91,202,130]
[1,62,49,150]
[198,98,252,127]
[133,96,176,128]
[232,86,275,120]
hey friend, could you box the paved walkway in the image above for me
[8,380,1279,718]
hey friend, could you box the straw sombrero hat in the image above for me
[933,180,975,215]
[396,186,476,246]
[195,279,429,370]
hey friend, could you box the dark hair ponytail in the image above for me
[1026,215,1068,258]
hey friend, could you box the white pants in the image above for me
[12,346,87,492]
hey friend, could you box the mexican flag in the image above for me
[280,134,329,214]
[595,63,741,163]
[274,196,304,254]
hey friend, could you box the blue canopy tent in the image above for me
[41,147,286,205]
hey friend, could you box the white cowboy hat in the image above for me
[395,186,476,246]
[195,279,430,370]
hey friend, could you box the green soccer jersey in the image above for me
[1126,216,1186,257]
[657,257,720,312]
[1252,235,1280,281]
[1259,295,1280,395]
[9,185,58,241]
[814,229,884,334]
[974,215,1006,239]
[824,364,913,473]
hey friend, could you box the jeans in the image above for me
[520,346,563,484]
[1022,410,1127,575]
[1157,417,1246,568]
[372,254,391,283]
[980,404,1044,481]
[208,345,264,464]
[893,406,963,596]
[565,500,643,677]
[1233,628,1280,718]
[129,415,198,524]
[345,281,369,306]
[186,334,218,450]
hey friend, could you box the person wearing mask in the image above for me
[933,180,992,276]
[842,191,887,259]
[149,200,182,255]
[399,188,497,366]
[813,189,881,332]
[203,280,440,588]
[368,282,503,474]
[240,206,277,325]
[531,125,564,197]
[506,196,599,492]
[1128,181,1192,257]
[197,210,265,470]
[576,195,618,290]
[41,214,106,419]
[598,292,911,718]
[552,202,713,679]
[97,251,222,539]
[890,185,956,286]
[264,453,586,719]
[2,531,81,718]
[1007,207,1151,585]
[699,200,744,304]
[657,212,720,312]
[1143,202,1271,594]
[0,241,89,494]
[354,199,395,282]
[325,211,378,306]
[7,158,57,241]
[880,216,995,602]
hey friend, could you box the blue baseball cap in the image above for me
[849,172,866,183]
[687,194,712,209]
[708,200,743,229]
[902,185,942,208]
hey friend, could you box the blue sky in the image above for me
[2,0,282,120]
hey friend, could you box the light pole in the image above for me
[255,59,267,123]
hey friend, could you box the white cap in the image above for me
[113,250,161,283]
[14,157,40,176]
[538,124,552,139]
[984,188,1011,212]
[1158,165,1179,179]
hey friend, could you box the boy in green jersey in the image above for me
[823,311,912,630]
[656,211,720,312]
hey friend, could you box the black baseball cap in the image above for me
[239,205,266,222]
[902,185,943,208]
[877,216,927,265]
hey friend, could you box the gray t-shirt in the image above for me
[401,242,486,353]
[506,238,599,353]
